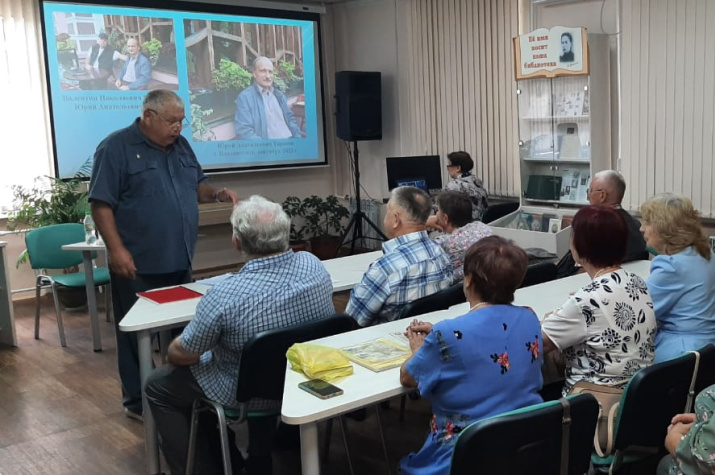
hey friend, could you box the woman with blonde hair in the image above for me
[640,193,715,362]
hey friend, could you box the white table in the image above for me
[61,242,106,352]
[280,259,653,475]
[322,250,381,291]
[119,250,380,474]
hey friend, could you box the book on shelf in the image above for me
[340,338,411,372]
[541,213,557,232]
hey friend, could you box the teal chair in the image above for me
[25,223,111,347]
[450,394,599,475]
[185,315,356,475]
[590,352,698,474]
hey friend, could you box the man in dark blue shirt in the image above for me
[89,89,238,419]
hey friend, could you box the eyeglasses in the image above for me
[446,164,458,168]
[147,109,188,129]
[586,188,604,195]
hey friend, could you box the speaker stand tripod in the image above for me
[335,140,387,257]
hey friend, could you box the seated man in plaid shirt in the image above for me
[347,186,453,327]
[144,195,335,475]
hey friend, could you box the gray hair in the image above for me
[142,90,184,114]
[253,56,273,70]
[230,195,290,255]
[391,186,432,224]
[594,170,627,203]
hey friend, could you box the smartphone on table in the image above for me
[298,379,344,399]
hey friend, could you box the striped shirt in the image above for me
[181,250,335,409]
[346,231,453,327]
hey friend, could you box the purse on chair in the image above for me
[568,380,625,457]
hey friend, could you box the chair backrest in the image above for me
[25,223,87,270]
[396,282,466,320]
[235,314,355,403]
[450,394,599,475]
[520,261,558,288]
[613,352,697,450]
[692,344,715,397]
[482,202,519,224]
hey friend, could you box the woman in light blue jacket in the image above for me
[640,193,715,362]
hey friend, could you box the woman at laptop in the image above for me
[427,152,489,229]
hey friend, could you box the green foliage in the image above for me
[189,92,214,141]
[278,60,301,82]
[55,33,76,51]
[212,58,252,91]
[7,161,92,267]
[282,196,307,242]
[108,30,124,50]
[185,49,196,77]
[142,38,163,66]
[302,195,350,239]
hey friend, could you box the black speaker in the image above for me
[335,71,382,141]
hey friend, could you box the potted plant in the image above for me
[7,165,92,308]
[301,195,350,260]
[282,196,309,252]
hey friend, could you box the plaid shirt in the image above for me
[181,250,335,408]
[346,231,453,327]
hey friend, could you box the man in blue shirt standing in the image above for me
[234,56,302,139]
[144,195,335,474]
[89,90,238,421]
[347,186,453,326]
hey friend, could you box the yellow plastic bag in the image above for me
[286,343,353,382]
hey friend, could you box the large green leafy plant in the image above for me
[7,163,91,267]
[302,195,350,240]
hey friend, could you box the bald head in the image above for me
[588,170,626,206]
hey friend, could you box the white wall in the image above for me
[330,0,401,201]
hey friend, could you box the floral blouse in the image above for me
[443,173,489,221]
[433,221,493,281]
[666,384,715,474]
[541,269,657,394]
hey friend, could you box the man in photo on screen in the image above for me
[115,38,152,90]
[234,56,302,140]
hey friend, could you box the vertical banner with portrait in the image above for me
[514,27,588,80]
[40,2,324,179]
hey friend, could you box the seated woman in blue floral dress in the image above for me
[398,235,544,475]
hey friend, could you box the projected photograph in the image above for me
[52,12,178,91]
[184,19,306,142]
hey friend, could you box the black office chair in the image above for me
[693,344,715,397]
[520,261,558,288]
[185,314,355,475]
[591,352,698,474]
[396,282,466,320]
[450,394,599,475]
[482,202,519,224]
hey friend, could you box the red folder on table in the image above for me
[137,286,203,304]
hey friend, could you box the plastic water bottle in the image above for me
[83,211,97,244]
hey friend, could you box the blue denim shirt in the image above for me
[233,82,301,139]
[89,119,206,274]
[117,53,152,90]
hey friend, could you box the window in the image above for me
[0,1,54,212]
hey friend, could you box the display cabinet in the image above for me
[516,33,610,207]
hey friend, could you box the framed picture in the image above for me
[549,218,562,234]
